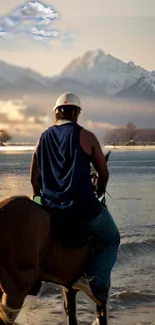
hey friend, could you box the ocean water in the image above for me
[0,149,155,325]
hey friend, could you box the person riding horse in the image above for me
[30,92,120,305]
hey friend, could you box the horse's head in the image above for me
[91,150,111,205]
[105,150,111,163]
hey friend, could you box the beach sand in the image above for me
[1,145,155,152]
[16,283,155,325]
[104,145,155,151]
[16,295,155,325]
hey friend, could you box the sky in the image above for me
[0,0,155,141]
[0,0,155,76]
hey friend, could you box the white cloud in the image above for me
[0,1,76,47]
[13,1,58,21]
[30,26,59,40]
[0,31,7,39]
[38,18,53,26]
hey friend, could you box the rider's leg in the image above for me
[88,207,120,287]
[73,207,120,304]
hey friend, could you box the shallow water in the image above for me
[0,149,155,324]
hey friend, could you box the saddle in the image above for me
[34,197,94,249]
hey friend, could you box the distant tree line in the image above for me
[0,130,12,146]
[104,123,155,145]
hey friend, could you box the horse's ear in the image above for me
[105,150,111,163]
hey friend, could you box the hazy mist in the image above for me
[0,93,154,142]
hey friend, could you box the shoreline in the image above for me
[104,145,155,151]
[0,145,155,152]
[0,145,35,152]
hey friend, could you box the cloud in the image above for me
[0,1,76,47]
[0,97,117,141]
[84,120,118,139]
[12,1,58,21]
[0,100,26,122]
[30,26,59,40]
[2,94,154,141]
[0,99,50,139]
[86,120,118,131]
[0,32,7,39]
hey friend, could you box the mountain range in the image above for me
[0,49,155,101]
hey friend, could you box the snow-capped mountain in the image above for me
[116,71,155,100]
[0,50,155,101]
[60,49,148,96]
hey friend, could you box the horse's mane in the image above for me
[0,195,31,210]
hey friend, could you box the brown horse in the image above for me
[0,195,108,325]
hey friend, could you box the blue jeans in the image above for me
[87,207,120,289]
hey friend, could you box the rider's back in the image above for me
[37,122,102,221]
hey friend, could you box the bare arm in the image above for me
[91,134,109,196]
[30,141,41,197]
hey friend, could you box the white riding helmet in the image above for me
[53,92,82,111]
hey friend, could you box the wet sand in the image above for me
[16,283,155,325]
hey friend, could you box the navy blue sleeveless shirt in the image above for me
[36,122,102,221]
